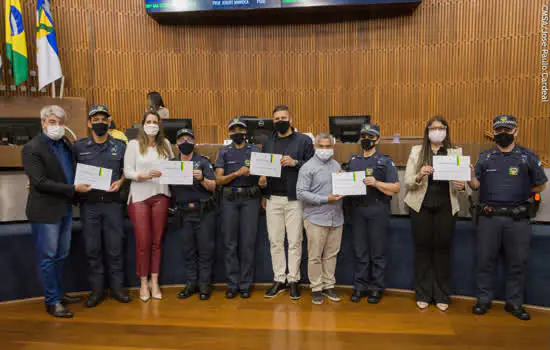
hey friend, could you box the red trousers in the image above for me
[128,194,170,277]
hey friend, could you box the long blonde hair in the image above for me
[137,111,171,158]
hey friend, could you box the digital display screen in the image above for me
[145,0,421,13]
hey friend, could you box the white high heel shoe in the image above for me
[139,286,151,303]
[416,301,429,310]
[150,281,163,300]
[436,303,449,312]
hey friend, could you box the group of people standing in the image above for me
[22,103,547,322]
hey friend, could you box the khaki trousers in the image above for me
[266,196,304,283]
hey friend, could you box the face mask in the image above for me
[92,123,109,137]
[230,133,246,145]
[315,149,334,162]
[494,132,515,148]
[361,138,376,151]
[144,124,159,136]
[45,125,65,141]
[178,141,195,155]
[274,120,291,134]
[428,129,447,143]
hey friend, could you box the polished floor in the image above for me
[0,287,549,350]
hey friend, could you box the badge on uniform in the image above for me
[194,162,200,169]
[509,167,519,176]
[365,168,373,176]
[245,159,250,167]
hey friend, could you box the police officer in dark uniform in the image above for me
[74,104,132,307]
[172,128,218,301]
[469,115,548,320]
[215,117,262,299]
[344,124,401,304]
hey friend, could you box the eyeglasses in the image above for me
[428,126,447,131]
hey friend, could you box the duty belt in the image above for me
[222,186,261,200]
[478,204,531,220]
[171,197,217,217]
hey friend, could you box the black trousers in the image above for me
[221,195,261,291]
[352,203,390,292]
[80,202,125,293]
[410,204,456,304]
[180,209,217,286]
[476,216,531,306]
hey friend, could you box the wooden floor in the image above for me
[1,287,549,350]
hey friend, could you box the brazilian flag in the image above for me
[5,0,28,86]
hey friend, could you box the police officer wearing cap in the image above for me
[74,104,132,307]
[344,124,400,304]
[469,115,548,321]
[172,128,218,301]
[215,117,262,299]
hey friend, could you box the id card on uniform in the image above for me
[250,152,282,178]
[433,156,471,181]
[75,163,113,191]
[153,160,194,185]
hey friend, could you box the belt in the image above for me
[478,204,531,220]
[80,192,120,203]
[223,186,261,200]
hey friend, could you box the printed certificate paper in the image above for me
[332,171,366,196]
[433,156,471,181]
[153,160,194,185]
[75,163,113,191]
[250,152,282,178]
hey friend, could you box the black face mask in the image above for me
[178,141,195,155]
[361,138,376,151]
[92,123,109,137]
[494,132,515,148]
[230,133,246,145]
[274,120,291,134]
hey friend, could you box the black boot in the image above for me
[111,289,132,303]
[199,285,211,301]
[289,282,301,300]
[472,302,491,315]
[61,294,83,305]
[368,290,383,304]
[504,303,530,321]
[240,288,252,299]
[46,303,74,318]
[264,282,288,298]
[178,283,198,299]
[85,292,105,308]
[226,288,239,299]
[350,289,367,303]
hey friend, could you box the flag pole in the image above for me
[60,76,65,99]
[51,81,56,98]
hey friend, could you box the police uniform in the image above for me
[215,118,261,295]
[170,129,217,298]
[345,124,398,300]
[474,116,548,311]
[74,134,127,295]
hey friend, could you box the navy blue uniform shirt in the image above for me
[74,135,126,185]
[345,151,399,203]
[215,143,260,188]
[475,145,548,206]
[171,152,215,204]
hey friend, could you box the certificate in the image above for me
[250,152,282,178]
[153,160,194,185]
[75,163,113,191]
[433,156,471,181]
[332,171,366,196]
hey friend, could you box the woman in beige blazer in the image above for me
[404,116,467,312]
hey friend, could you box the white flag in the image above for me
[36,0,62,90]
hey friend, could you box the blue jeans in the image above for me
[31,210,73,305]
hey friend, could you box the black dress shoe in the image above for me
[178,284,198,299]
[46,303,74,318]
[505,303,531,321]
[264,282,288,298]
[472,302,491,315]
[226,289,239,299]
[62,294,83,305]
[289,282,301,300]
[85,292,105,308]
[199,285,211,301]
[111,290,132,303]
[350,289,367,303]
[368,290,383,304]
[240,288,252,299]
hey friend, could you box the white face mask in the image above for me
[428,129,447,143]
[315,148,334,162]
[44,125,65,141]
[144,124,160,136]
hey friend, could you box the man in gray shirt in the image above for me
[296,133,344,305]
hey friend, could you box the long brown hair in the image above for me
[137,111,171,158]
[416,116,454,173]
